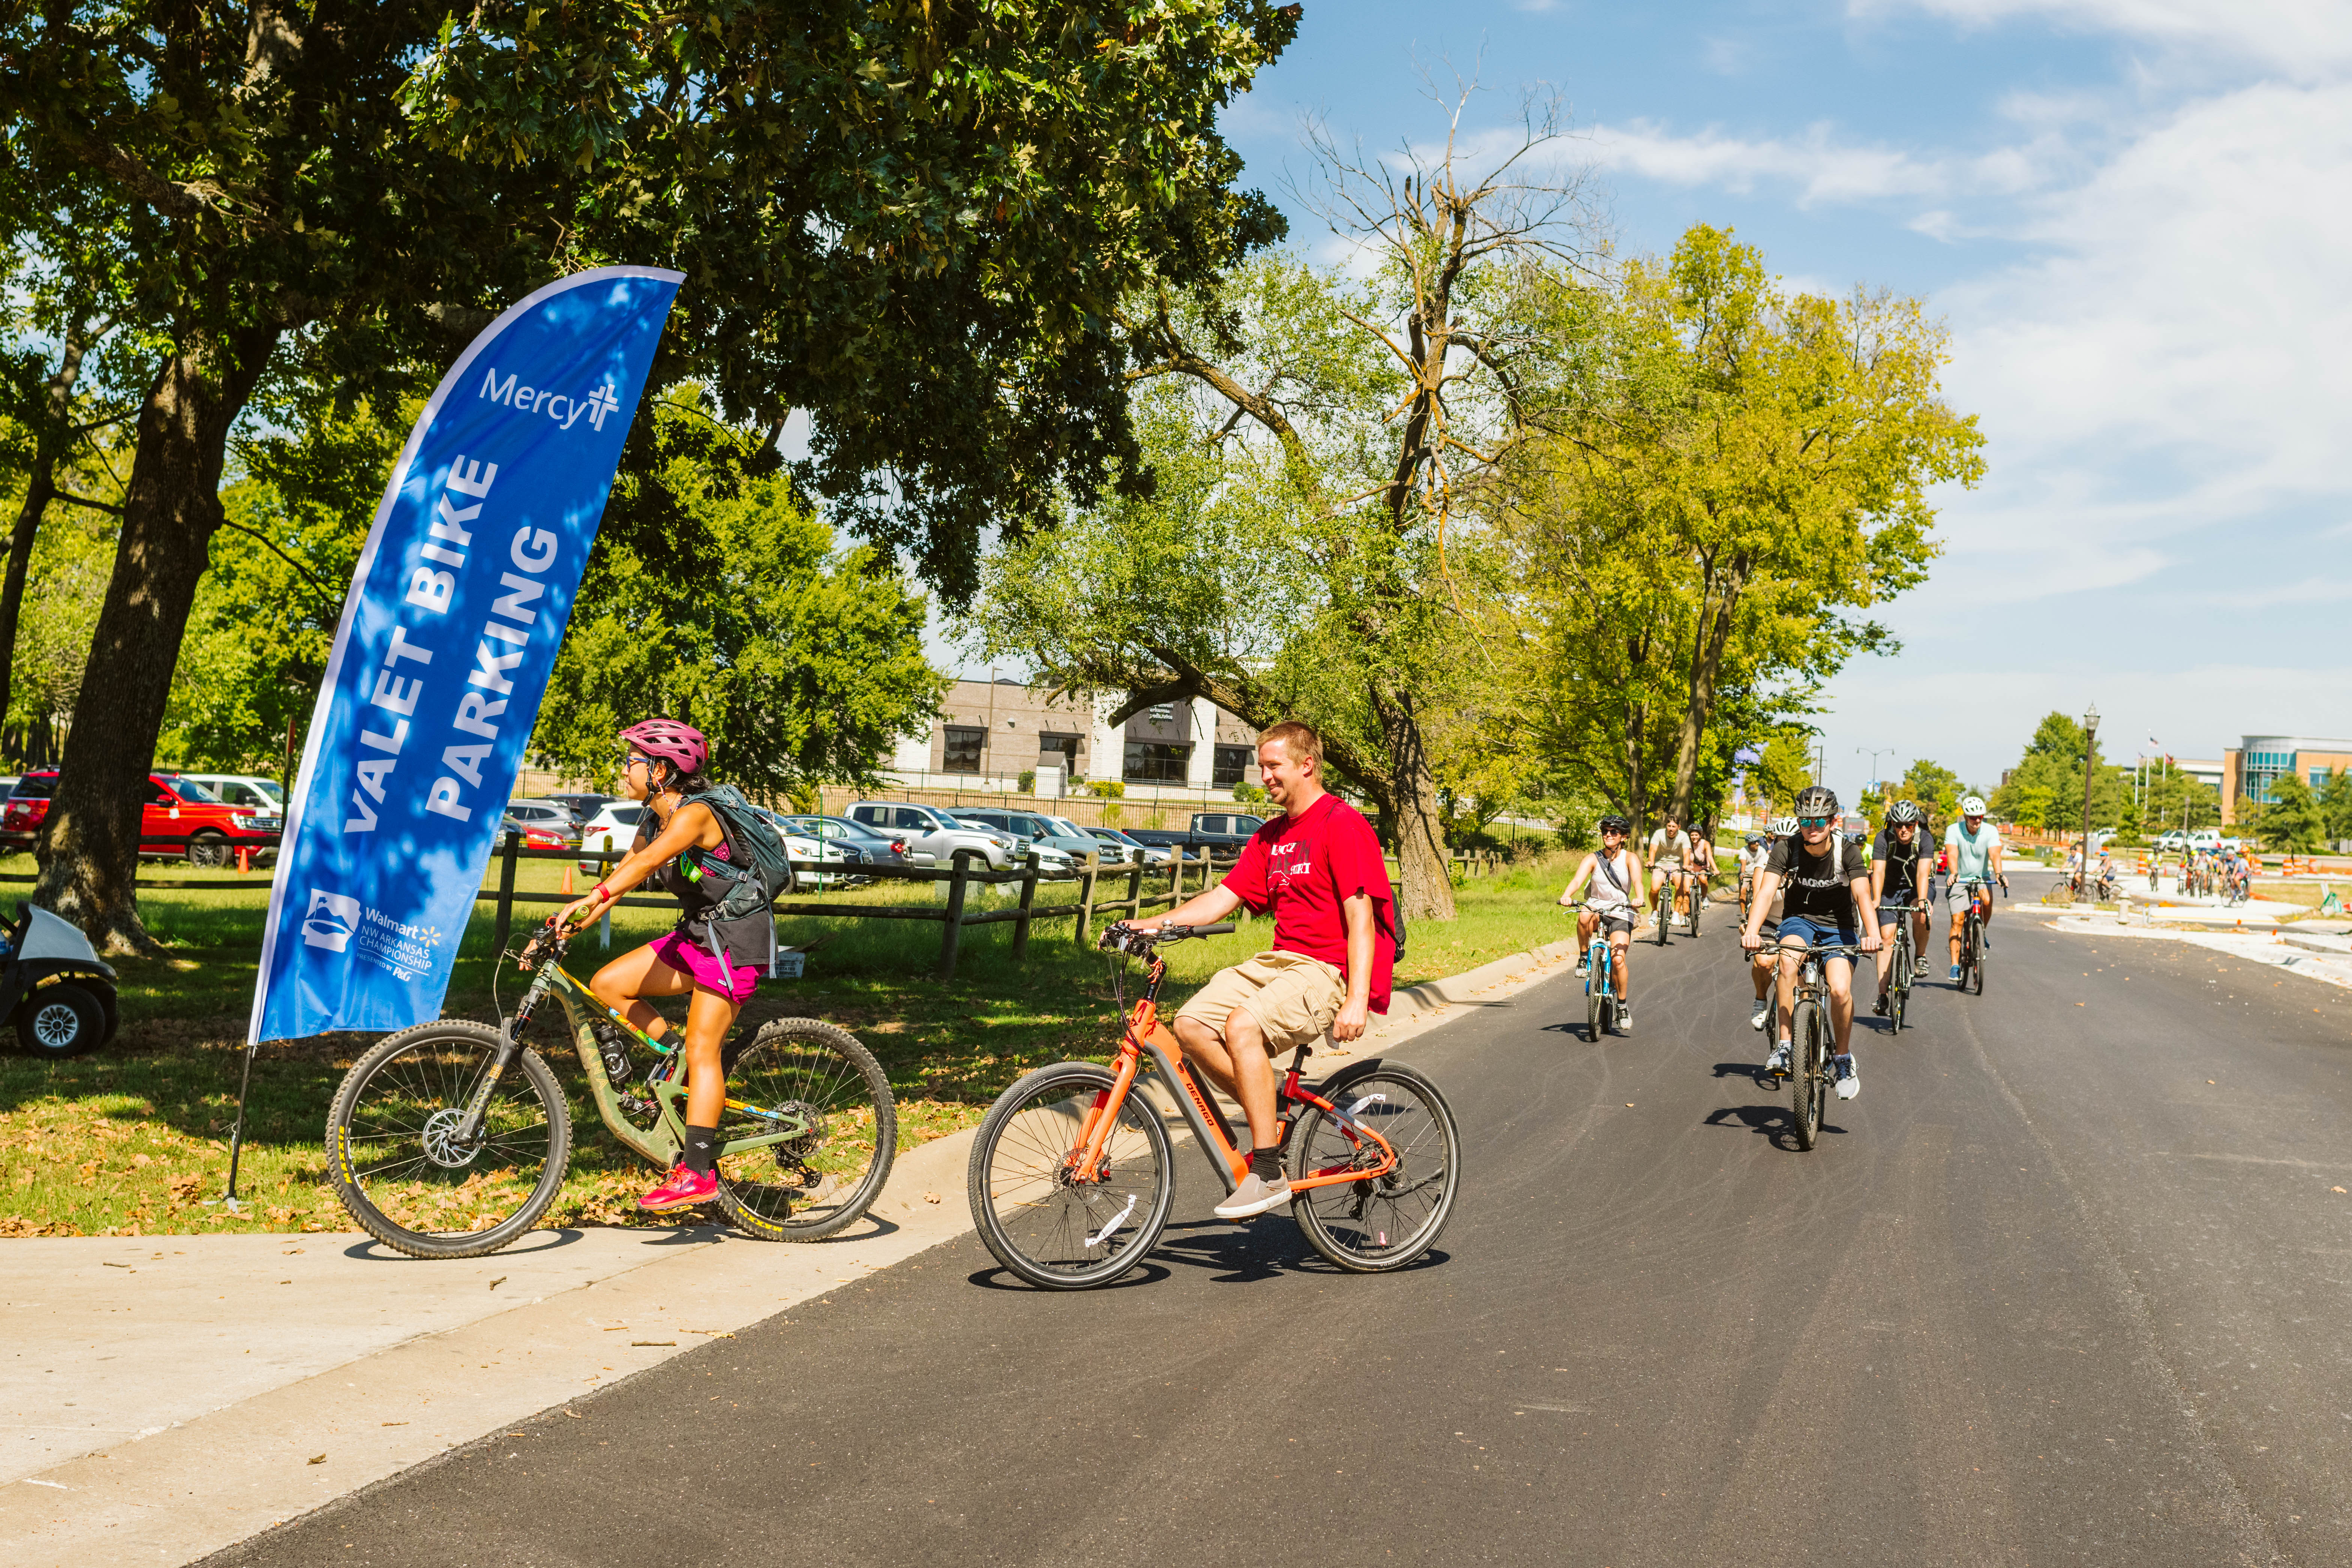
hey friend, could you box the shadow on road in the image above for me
[1702,1100,1848,1151]
[964,1261,1172,1292]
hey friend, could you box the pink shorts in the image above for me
[650,929,759,1004]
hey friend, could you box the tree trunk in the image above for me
[34,324,277,952]
[0,319,100,744]
[1369,679,1457,922]
[1667,572,1745,825]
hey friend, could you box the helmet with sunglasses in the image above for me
[1885,799,1925,826]
[1598,814,1631,836]
[618,717,708,777]
[1793,785,1839,820]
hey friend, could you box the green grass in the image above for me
[0,849,1580,1237]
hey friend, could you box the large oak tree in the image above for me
[1,0,1295,950]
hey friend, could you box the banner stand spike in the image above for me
[205,1041,259,1214]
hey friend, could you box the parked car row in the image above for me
[0,771,285,866]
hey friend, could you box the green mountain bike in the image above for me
[327,919,895,1259]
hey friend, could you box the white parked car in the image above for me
[576,801,844,889]
[176,773,285,812]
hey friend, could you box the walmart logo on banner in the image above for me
[248,267,684,1044]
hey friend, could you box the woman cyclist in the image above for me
[556,718,769,1212]
[1560,815,1648,1035]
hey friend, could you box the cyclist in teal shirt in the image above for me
[1941,796,2006,983]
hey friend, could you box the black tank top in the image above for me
[634,798,772,960]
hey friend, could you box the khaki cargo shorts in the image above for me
[1172,950,1346,1052]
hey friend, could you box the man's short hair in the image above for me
[1259,721,1322,769]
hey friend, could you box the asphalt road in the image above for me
[212,871,2352,1567]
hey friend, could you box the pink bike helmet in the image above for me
[619,717,708,776]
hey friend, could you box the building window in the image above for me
[1124,741,1190,783]
[1147,703,1175,723]
[943,726,985,774]
[2313,769,2334,788]
[1214,744,1253,787]
[1038,733,1079,771]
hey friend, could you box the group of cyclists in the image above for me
[2176,846,2253,903]
[1559,788,2009,1102]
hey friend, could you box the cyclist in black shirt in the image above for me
[1741,786,1882,1100]
[1868,800,1932,1016]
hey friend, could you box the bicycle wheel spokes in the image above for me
[970,1062,1174,1289]
[1291,1066,1460,1273]
[717,1018,896,1240]
[330,1022,570,1259]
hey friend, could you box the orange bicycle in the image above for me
[966,922,1461,1290]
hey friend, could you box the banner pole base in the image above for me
[210,1040,261,1208]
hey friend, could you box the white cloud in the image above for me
[1928,78,2352,592]
[1858,0,2352,84]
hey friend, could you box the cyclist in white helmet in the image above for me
[1745,817,1799,1030]
[1942,795,2006,982]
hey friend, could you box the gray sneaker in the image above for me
[1213,1171,1293,1220]
[1615,1005,1634,1035]
[1834,1054,1860,1100]
[1765,1039,1791,1076]
[1750,1000,1772,1030]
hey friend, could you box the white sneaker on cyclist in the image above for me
[1616,1005,1634,1034]
[1576,957,1589,977]
[1915,957,1931,979]
[1749,1000,1772,1030]
[1834,1054,1860,1100]
[1212,1171,1292,1220]
[1765,1039,1791,1076]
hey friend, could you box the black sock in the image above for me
[682,1123,720,1176]
[1249,1146,1284,1183]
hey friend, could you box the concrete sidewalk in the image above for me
[0,929,1591,1566]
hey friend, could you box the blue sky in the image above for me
[944,0,2352,805]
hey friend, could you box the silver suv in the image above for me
[948,808,1095,867]
[846,801,1021,869]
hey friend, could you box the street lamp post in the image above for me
[2079,702,2100,894]
[1856,746,1896,799]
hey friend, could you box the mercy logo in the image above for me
[301,889,363,952]
[583,382,621,429]
[478,369,625,433]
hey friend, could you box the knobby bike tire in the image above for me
[1656,891,1671,946]
[1289,1062,1462,1273]
[1789,1001,1824,1152]
[713,1018,896,1241]
[328,1021,572,1260]
[967,1061,1175,1290]
[1890,927,1912,1034]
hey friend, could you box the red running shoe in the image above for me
[637,1165,717,1212]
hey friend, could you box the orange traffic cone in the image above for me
[559,863,574,895]
[235,846,250,874]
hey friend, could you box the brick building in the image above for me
[887,678,1262,799]
[2220,735,2352,823]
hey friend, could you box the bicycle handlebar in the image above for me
[1097,920,1235,954]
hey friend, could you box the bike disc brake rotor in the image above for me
[420,1107,483,1169]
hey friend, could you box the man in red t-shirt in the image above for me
[1130,720,1396,1219]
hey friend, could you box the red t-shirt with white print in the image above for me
[1220,792,1397,1012]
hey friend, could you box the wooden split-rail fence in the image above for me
[480,834,1241,981]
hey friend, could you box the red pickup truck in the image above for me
[0,771,285,866]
